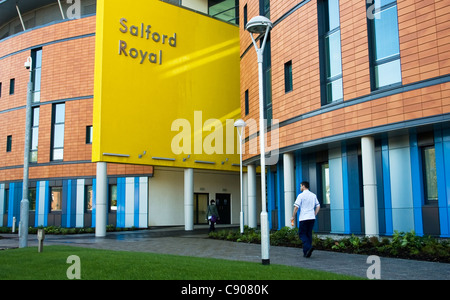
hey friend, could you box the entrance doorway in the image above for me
[215,193,231,224]
[194,193,209,225]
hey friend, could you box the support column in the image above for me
[361,136,379,236]
[283,153,295,228]
[95,162,107,237]
[247,164,257,228]
[184,168,194,231]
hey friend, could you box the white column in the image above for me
[184,168,194,231]
[361,136,379,237]
[95,162,107,237]
[247,164,257,228]
[283,153,295,228]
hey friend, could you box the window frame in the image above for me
[367,0,402,91]
[318,0,344,106]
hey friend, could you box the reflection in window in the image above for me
[31,48,42,103]
[31,107,39,163]
[51,103,65,161]
[422,146,438,203]
[109,184,117,211]
[50,187,62,211]
[319,0,343,105]
[368,1,402,89]
[85,185,93,211]
[320,163,330,205]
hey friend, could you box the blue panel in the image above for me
[346,146,362,234]
[62,180,68,227]
[295,151,302,222]
[382,138,393,235]
[134,177,140,228]
[329,149,345,234]
[92,179,96,228]
[7,182,22,226]
[277,161,285,229]
[44,181,49,226]
[341,144,350,234]
[71,180,77,228]
[267,168,275,230]
[375,146,386,235]
[116,178,126,228]
[409,133,424,236]
[435,128,450,237]
[34,182,40,227]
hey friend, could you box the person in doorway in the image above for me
[206,199,220,233]
[291,181,320,258]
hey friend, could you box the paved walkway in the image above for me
[1,225,449,280]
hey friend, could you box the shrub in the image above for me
[208,228,450,263]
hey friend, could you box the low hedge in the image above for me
[0,225,137,235]
[209,226,450,263]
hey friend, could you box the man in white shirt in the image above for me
[291,181,320,258]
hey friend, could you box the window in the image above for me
[262,34,272,124]
[259,0,270,18]
[320,162,330,205]
[284,61,293,93]
[9,78,15,95]
[244,90,249,116]
[243,4,248,27]
[50,187,62,211]
[86,125,93,144]
[85,185,93,211]
[258,0,272,123]
[29,188,36,211]
[30,107,39,162]
[6,135,12,152]
[368,0,401,89]
[0,82,2,98]
[422,146,438,204]
[51,103,65,161]
[31,48,42,103]
[318,0,343,105]
[109,184,117,211]
[208,0,239,25]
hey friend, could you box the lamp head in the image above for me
[245,15,273,34]
[234,119,246,128]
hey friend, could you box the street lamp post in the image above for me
[234,119,246,235]
[19,56,33,248]
[245,15,273,265]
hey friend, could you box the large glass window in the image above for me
[31,48,42,103]
[318,0,343,105]
[109,184,117,211]
[51,103,65,161]
[368,0,402,89]
[30,107,39,163]
[208,0,239,25]
[422,146,438,203]
[320,162,330,205]
[50,187,62,211]
[284,61,293,93]
[85,185,93,211]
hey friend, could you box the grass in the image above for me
[0,246,362,280]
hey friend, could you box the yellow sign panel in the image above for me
[93,0,241,171]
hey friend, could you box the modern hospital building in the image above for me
[0,0,449,237]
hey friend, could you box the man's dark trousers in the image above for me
[299,219,315,256]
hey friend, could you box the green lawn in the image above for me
[0,246,362,280]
